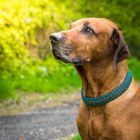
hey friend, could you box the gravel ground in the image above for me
[0,100,80,140]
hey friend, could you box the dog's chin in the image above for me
[61,56,83,65]
[52,49,83,65]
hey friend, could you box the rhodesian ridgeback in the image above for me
[50,18,140,140]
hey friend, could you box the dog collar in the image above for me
[81,70,132,106]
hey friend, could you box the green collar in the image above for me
[81,70,132,106]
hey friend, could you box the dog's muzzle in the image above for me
[50,32,73,62]
[50,32,83,65]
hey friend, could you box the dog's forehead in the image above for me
[71,18,118,35]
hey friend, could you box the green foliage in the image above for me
[0,0,81,99]
[72,0,140,58]
[71,133,81,140]
[14,57,80,93]
[0,79,16,100]
[0,0,140,100]
[128,58,140,81]
[0,57,80,100]
[0,0,73,75]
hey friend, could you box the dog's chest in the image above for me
[86,113,122,140]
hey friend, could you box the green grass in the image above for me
[0,57,139,100]
[14,57,81,93]
[0,79,17,100]
[0,57,81,100]
[14,69,80,93]
[71,134,81,140]
[128,58,140,82]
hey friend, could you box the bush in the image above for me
[14,57,80,93]
[0,0,81,77]
[0,0,81,99]
[73,0,140,58]
[1,0,139,78]
[0,0,140,100]
[71,134,81,140]
[0,78,17,100]
[128,58,140,81]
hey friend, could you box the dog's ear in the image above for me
[111,28,130,70]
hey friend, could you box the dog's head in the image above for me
[50,18,130,69]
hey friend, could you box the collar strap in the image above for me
[81,70,132,106]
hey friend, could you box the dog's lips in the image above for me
[53,50,83,65]
[51,47,69,62]
[51,45,83,65]
[51,48,59,57]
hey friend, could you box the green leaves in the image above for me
[128,58,140,81]
[0,0,139,100]
[73,0,140,58]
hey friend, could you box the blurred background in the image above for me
[0,0,140,110]
[0,0,140,139]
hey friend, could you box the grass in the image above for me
[0,57,81,100]
[17,57,81,93]
[14,70,80,93]
[0,57,139,101]
[0,79,18,100]
[128,57,140,82]
[71,134,81,140]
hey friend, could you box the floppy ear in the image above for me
[111,28,130,70]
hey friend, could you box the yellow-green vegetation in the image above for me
[128,58,140,81]
[71,133,81,140]
[0,0,81,100]
[0,0,140,100]
[0,57,81,100]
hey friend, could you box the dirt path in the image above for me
[0,100,80,140]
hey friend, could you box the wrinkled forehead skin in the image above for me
[70,18,119,36]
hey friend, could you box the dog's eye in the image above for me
[82,26,95,35]
[85,27,93,33]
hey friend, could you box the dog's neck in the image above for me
[75,60,128,98]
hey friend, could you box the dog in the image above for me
[50,18,140,140]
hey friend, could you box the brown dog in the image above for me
[50,18,140,140]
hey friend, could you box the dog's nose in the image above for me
[49,33,63,44]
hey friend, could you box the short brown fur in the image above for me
[50,18,140,140]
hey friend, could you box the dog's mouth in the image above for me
[51,45,83,65]
[51,48,62,60]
